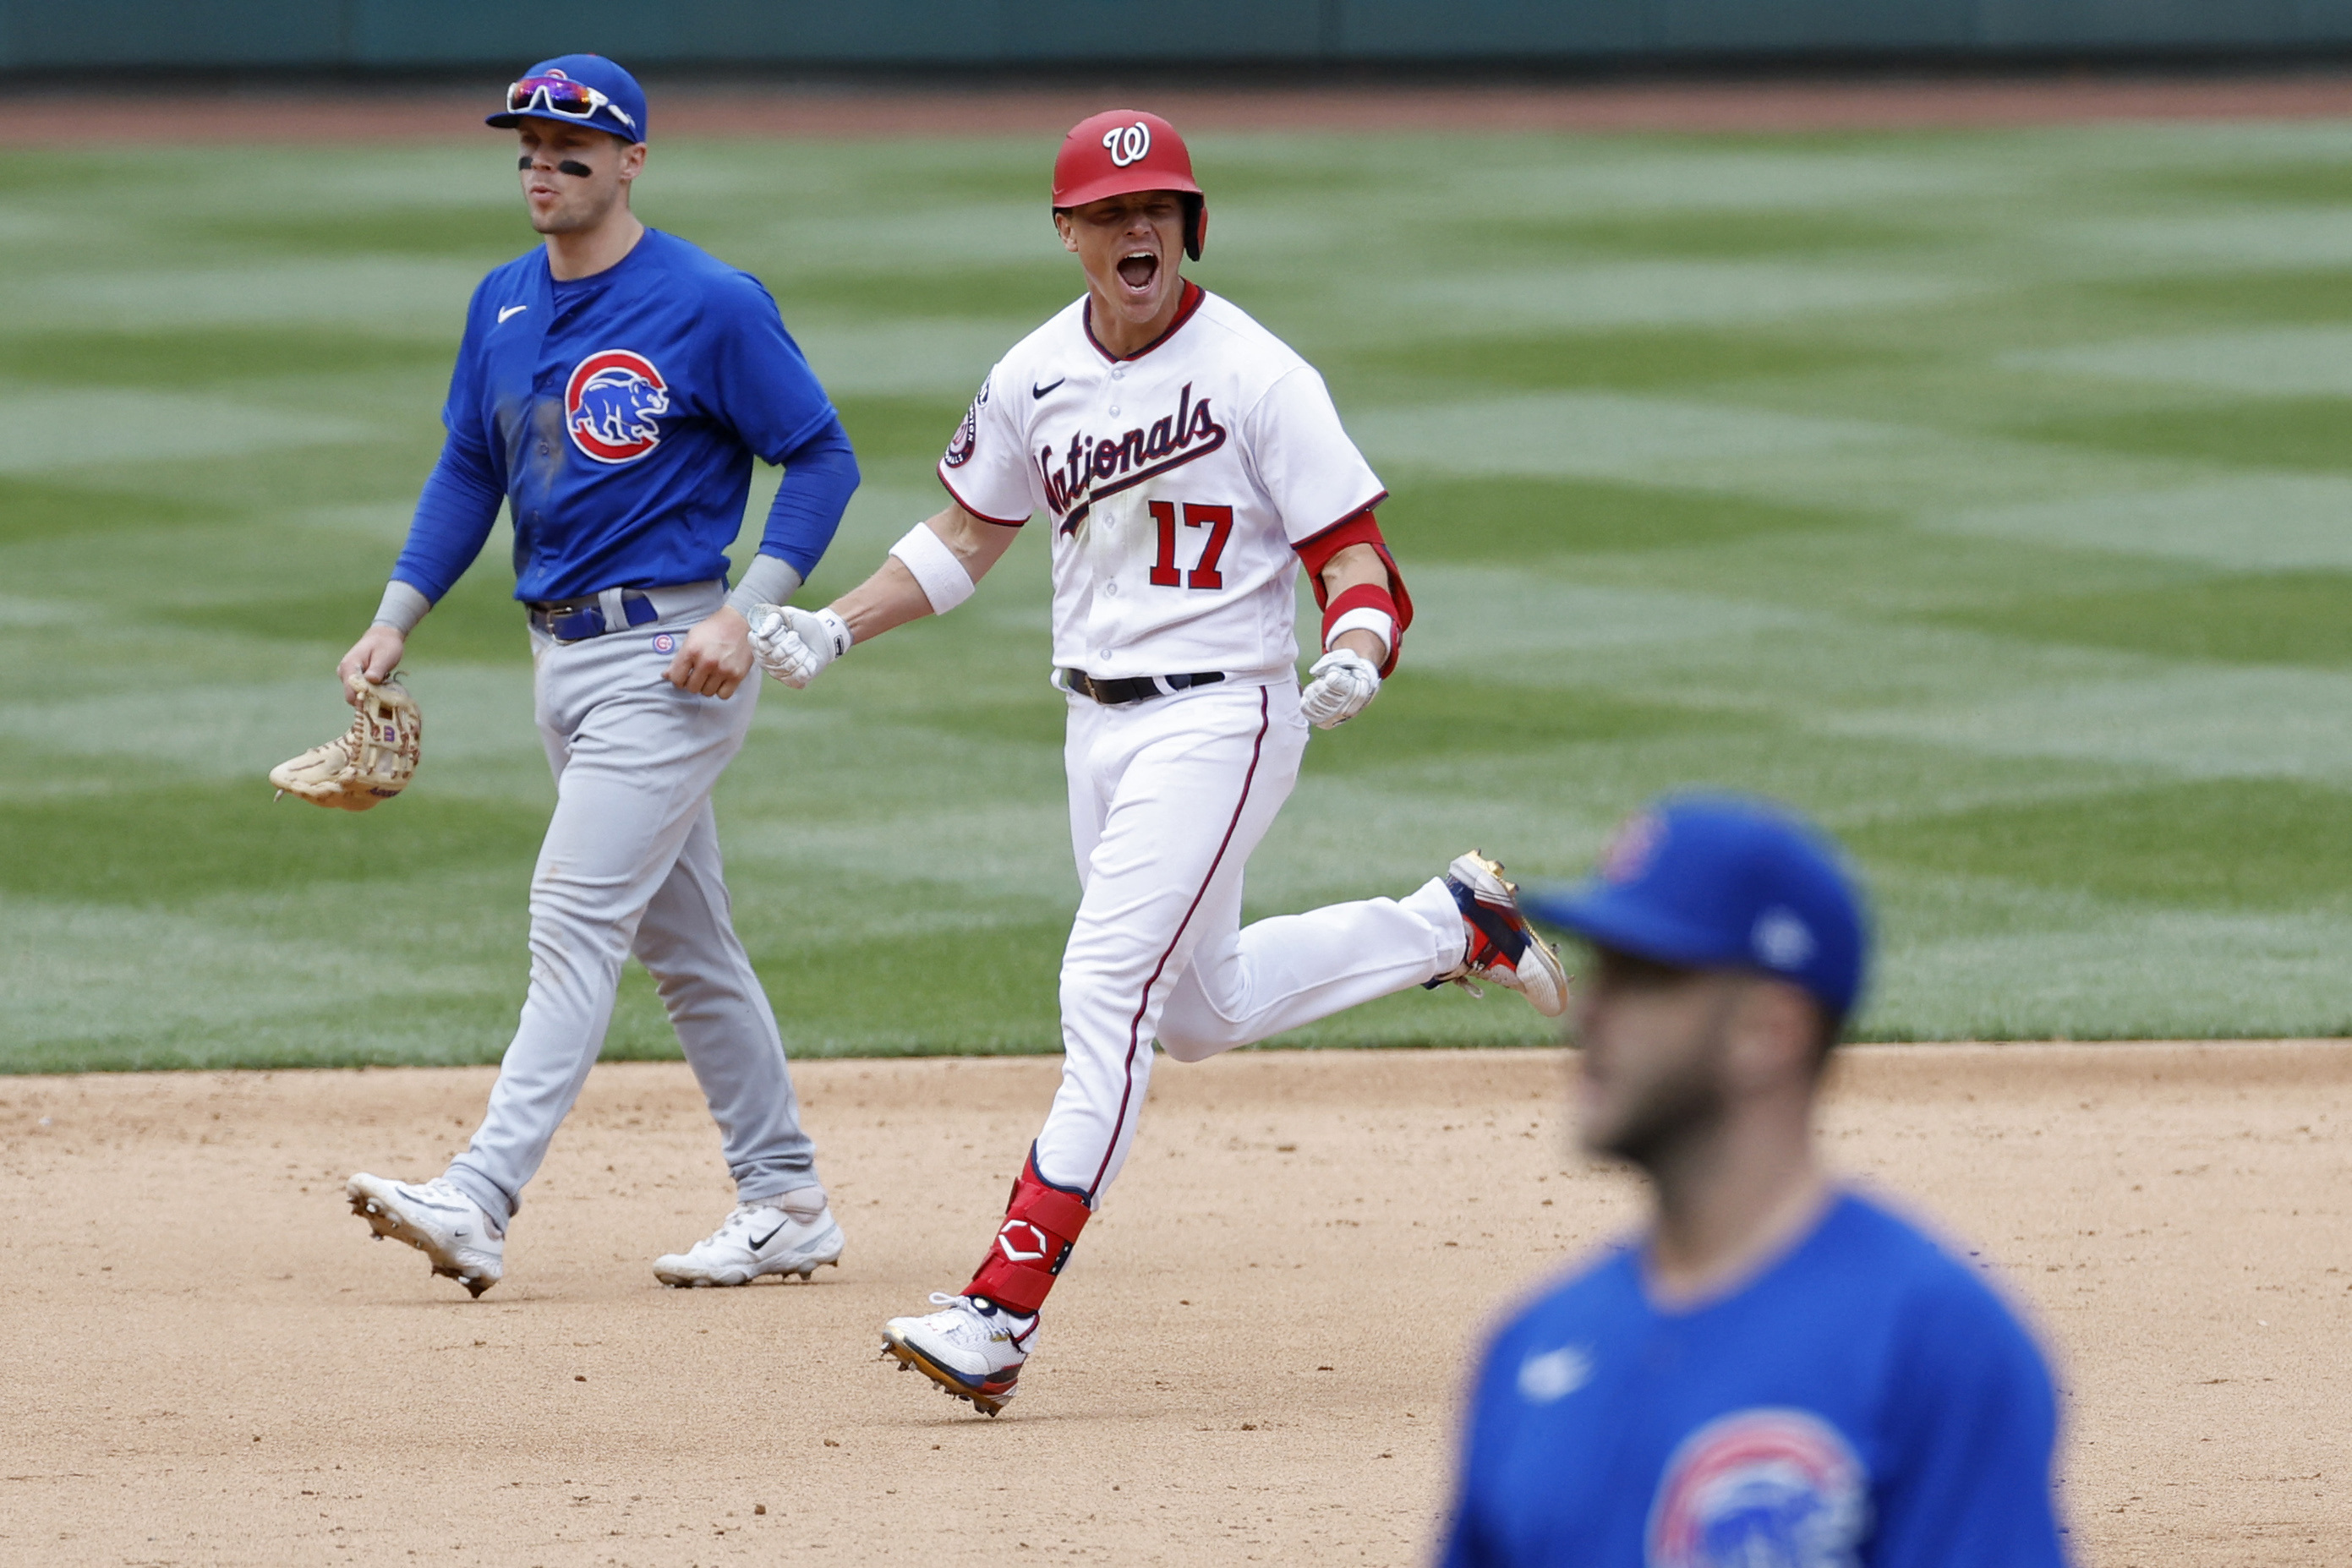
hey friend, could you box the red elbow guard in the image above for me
[1295,508,1413,678]
[963,1152,1093,1316]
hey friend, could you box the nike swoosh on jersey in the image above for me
[1517,1345,1593,1403]
[1031,378,1066,399]
[498,305,530,324]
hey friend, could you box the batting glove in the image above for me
[748,604,851,690]
[1299,648,1381,729]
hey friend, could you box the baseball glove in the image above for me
[269,673,422,811]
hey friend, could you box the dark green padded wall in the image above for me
[2,0,2347,69]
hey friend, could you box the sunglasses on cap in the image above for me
[505,74,637,134]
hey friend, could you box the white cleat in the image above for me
[1436,850,1571,1019]
[345,1173,504,1298]
[653,1200,845,1287]
[881,1292,1037,1417]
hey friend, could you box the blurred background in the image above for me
[3,11,2349,1071]
[4,1,2352,73]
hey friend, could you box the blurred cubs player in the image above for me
[747,110,1568,1413]
[1441,795,2070,1567]
[337,56,856,1297]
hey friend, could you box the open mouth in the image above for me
[1115,249,1159,292]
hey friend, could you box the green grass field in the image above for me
[6,118,2351,1072]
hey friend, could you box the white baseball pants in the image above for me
[1031,678,1468,1199]
[441,586,822,1226]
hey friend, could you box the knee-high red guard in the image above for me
[963,1153,1092,1316]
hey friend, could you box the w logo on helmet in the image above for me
[1102,120,1151,167]
[565,348,670,465]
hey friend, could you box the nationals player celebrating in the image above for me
[748,112,1568,1413]
[338,56,855,1296]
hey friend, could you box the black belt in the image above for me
[527,590,659,642]
[1062,669,1226,706]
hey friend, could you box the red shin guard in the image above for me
[963,1155,1092,1316]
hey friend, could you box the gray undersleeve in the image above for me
[726,555,805,618]
[372,580,433,633]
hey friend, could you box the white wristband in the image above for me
[1324,605,1394,663]
[889,521,976,615]
[810,607,853,658]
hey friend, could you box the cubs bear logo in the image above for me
[1645,1408,1868,1568]
[566,348,670,464]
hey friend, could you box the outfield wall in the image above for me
[5,0,2352,73]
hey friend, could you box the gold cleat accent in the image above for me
[881,1335,1016,1418]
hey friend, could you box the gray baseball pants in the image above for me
[442,582,820,1227]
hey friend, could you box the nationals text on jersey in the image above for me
[1031,380,1228,529]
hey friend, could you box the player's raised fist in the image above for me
[749,604,852,690]
[1299,648,1381,729]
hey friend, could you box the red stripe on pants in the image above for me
[1086,685,1272,1199]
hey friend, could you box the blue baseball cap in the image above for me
[488,55,648,145]
[1523,794,1870,1019]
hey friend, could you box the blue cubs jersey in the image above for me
[392,228,847,604]
[1441,1192,2068,1568]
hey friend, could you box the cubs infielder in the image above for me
[337,56,855,1297]
[1444,796,2068,1565]
[747,111,1569,1412]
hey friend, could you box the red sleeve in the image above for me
[1293,507,1413,677]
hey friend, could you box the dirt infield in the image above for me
[10,71,2352,144]
[3,1043,2346,1565]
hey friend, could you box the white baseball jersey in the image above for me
[938,283,1385,680]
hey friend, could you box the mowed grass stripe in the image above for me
[1848,778,2352,914]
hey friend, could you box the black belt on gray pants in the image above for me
[1061,669,1226,706]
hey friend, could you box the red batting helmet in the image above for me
[1053,109,1206,260]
